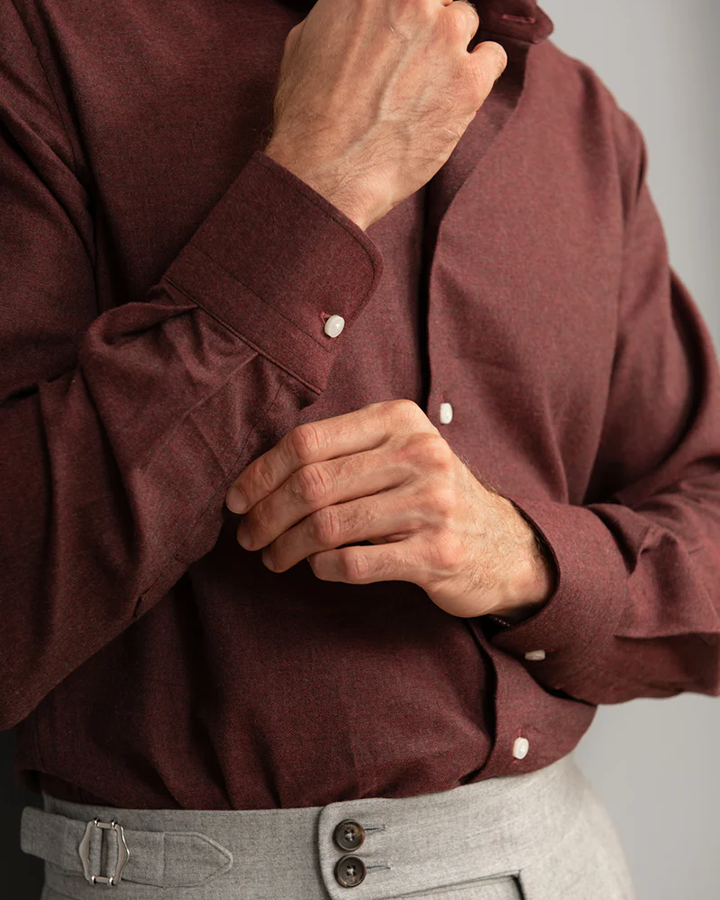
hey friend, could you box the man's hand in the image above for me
[225,400,556,619]
[264,0,508,230]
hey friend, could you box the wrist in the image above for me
[488,498,557,621]
[263,139,379,231]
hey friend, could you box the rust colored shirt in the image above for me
[2,0,719,810]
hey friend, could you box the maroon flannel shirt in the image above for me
[2,0,719,809]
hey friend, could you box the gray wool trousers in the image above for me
[21,751,636,900]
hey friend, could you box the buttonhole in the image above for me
[501,14,536,24]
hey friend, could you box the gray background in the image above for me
[1,1,718,898]
[542,2,720,899]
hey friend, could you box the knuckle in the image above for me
[384,398,423,426]
[339,548,368,582]
[257,466,276,496]
[310,505,341,546]
[295,463,333,505]
[430,483,457,516]
[402,430,436,462]
[404,432,453,469]
[438,10,461,37]
[404,0,434,24]
[440,0,480,43]
[428,435,455,469]
[250,501,274,539]
[286,422,324,465]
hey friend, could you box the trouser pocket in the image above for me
[386,874,522,900]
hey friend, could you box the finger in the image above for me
[308,536,424,584]
[236,444,405,552]
[261,485,419,573]
[226,398,431,513]
[469,39,508,95]
[445,0,480,41]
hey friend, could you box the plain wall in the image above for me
[1,2,718,898]
[540,2,720,899]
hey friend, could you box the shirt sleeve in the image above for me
[477,104,720,705]
[0,3,383,729]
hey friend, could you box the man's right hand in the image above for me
[263,0,508,231]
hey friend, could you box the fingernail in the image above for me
[226,486,248,513]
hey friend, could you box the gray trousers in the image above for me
[21,752,636,900]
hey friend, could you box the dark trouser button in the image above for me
[333,819,366,851]
[334,854,366,887]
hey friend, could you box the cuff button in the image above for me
[524,649,546,661]
[324,314,345,337]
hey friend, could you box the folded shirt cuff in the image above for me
[479,493,630,691]
[161,149,384,392]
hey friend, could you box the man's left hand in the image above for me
[225,399,556,620]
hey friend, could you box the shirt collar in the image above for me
[478,1,554,44]
[276,1,554,46]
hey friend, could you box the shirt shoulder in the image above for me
[528,38,647,219]
[1,0,84,179]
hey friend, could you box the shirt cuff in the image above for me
[160,149,384,393]
[477,493,629,692]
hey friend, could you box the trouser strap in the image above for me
[21,805,233,887]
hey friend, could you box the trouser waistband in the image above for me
[22,752,588,899]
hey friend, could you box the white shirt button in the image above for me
[439,402,453,425]
[524,649,546,661]
[324,314,345,338]
[513,736,530,760]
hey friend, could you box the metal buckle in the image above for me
[78,818,131,886]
